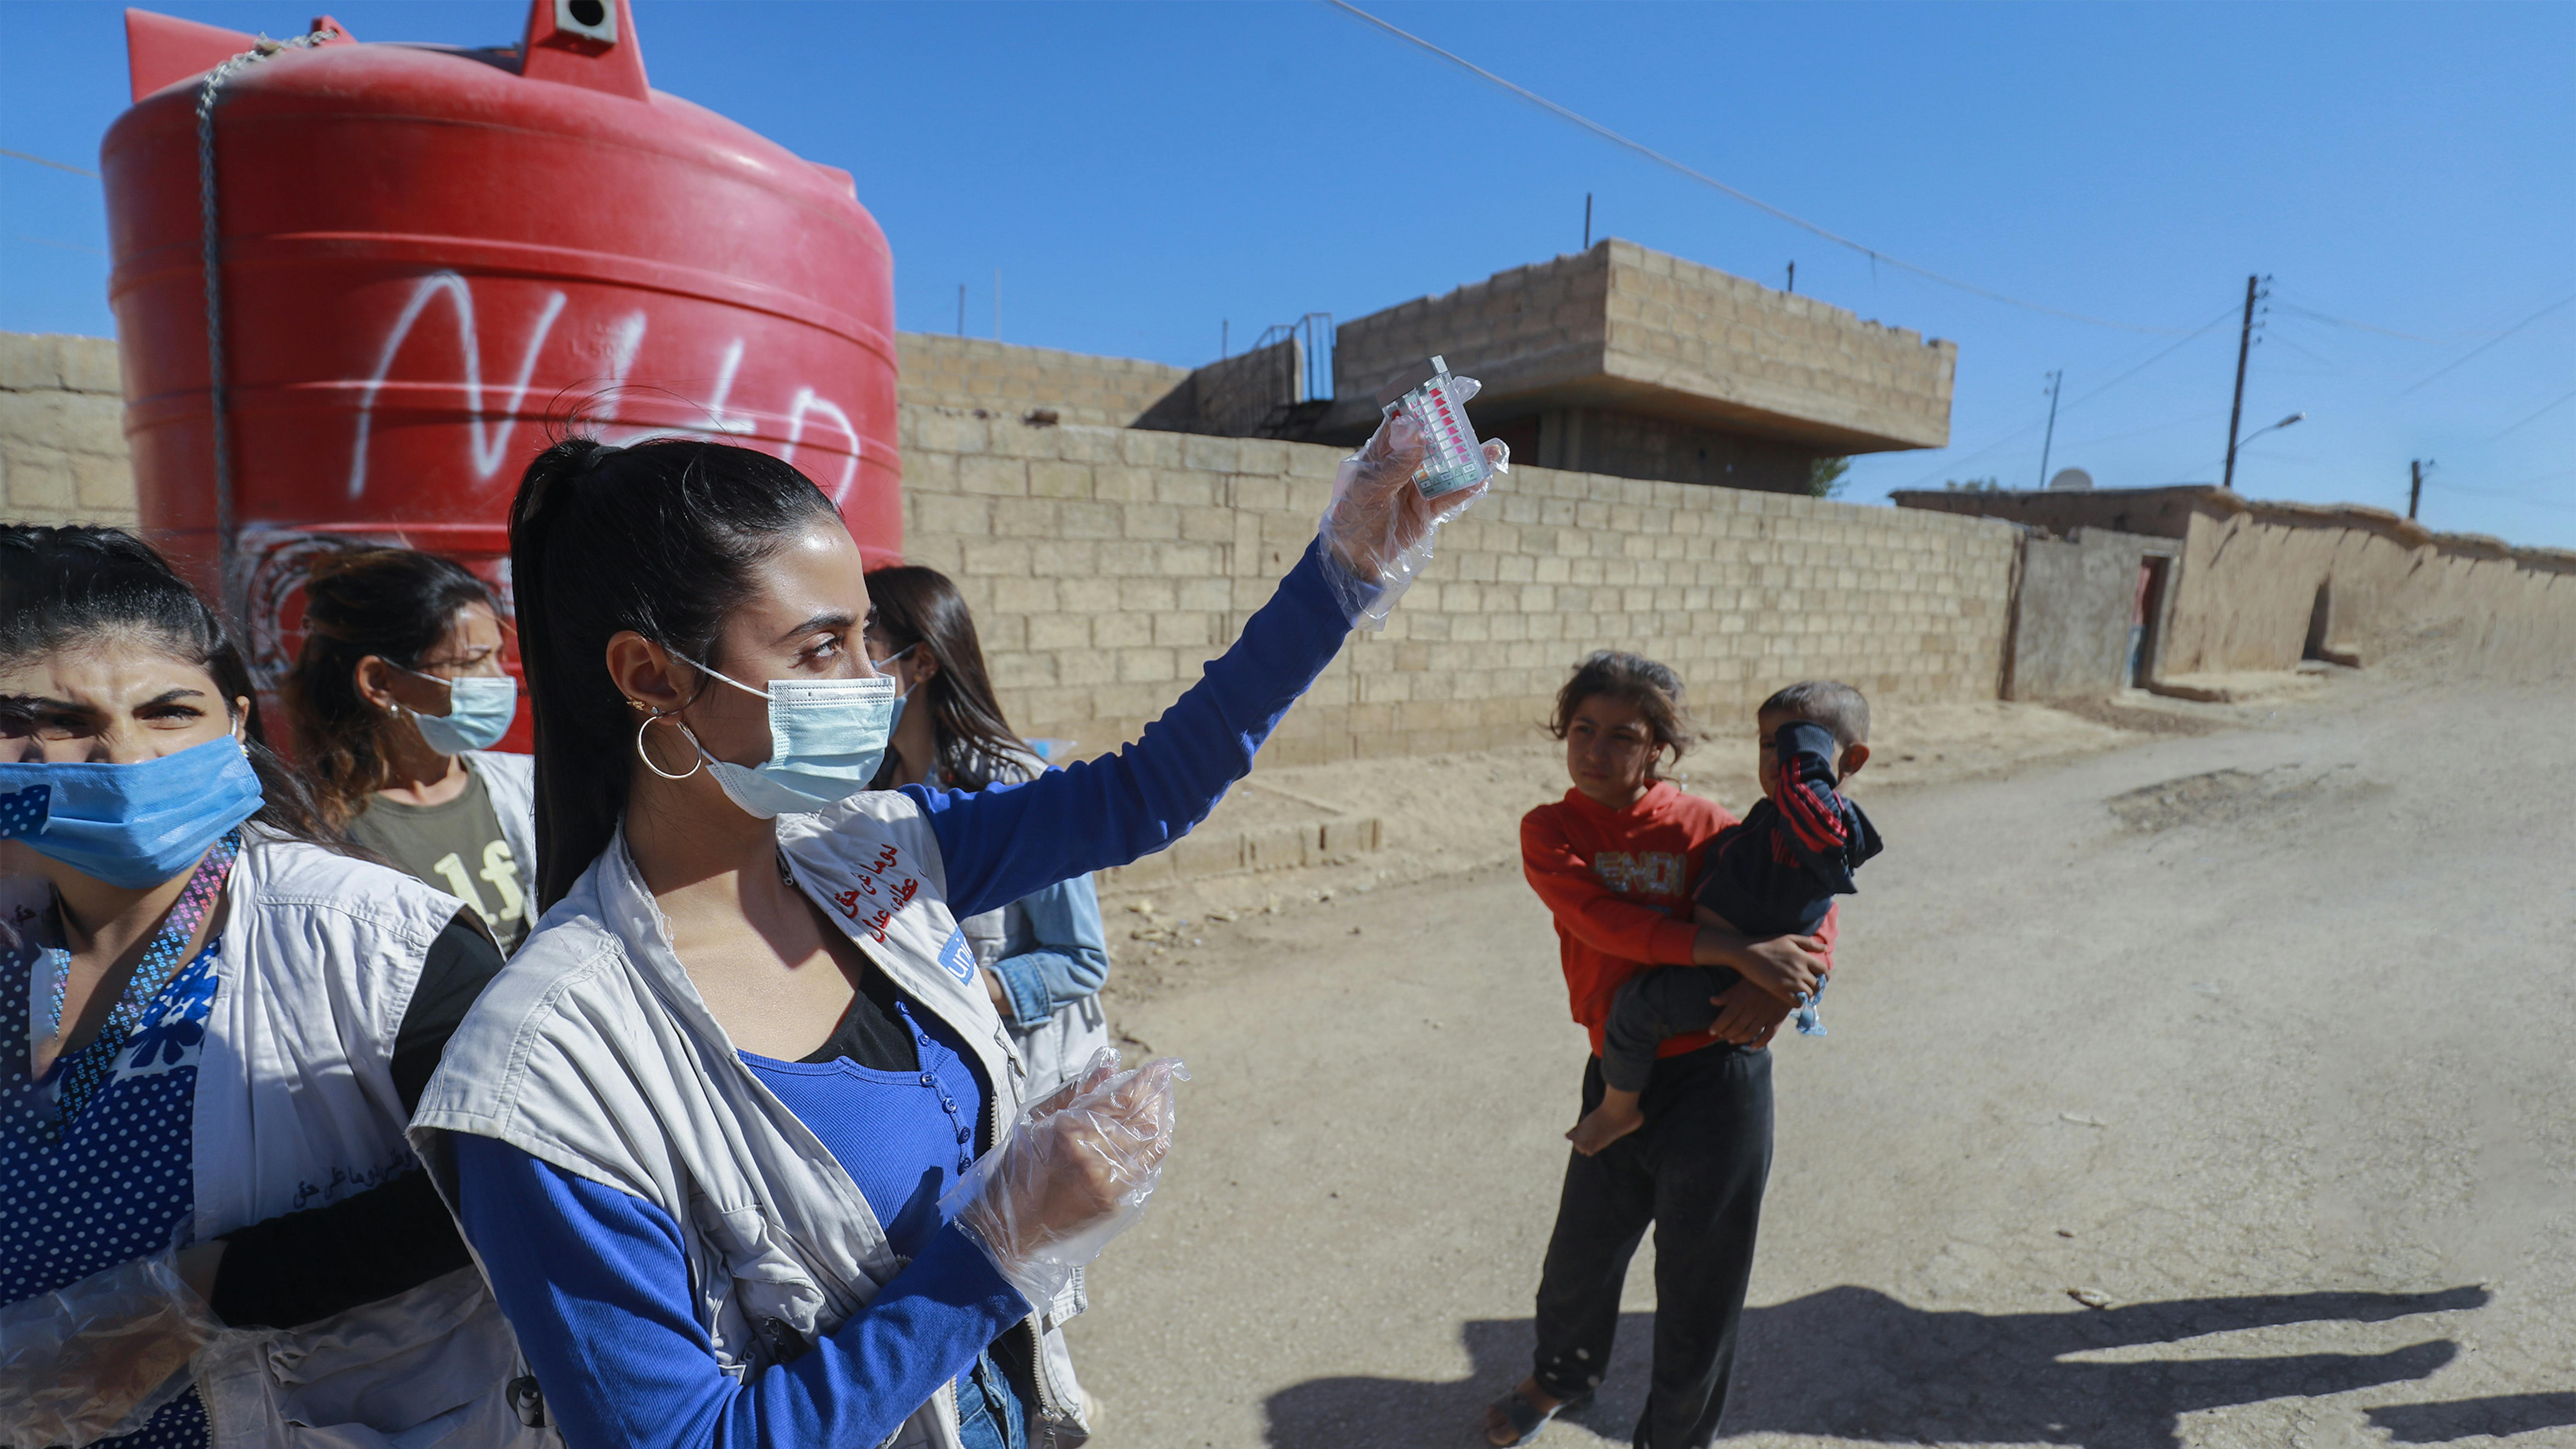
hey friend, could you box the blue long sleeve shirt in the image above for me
[452,540,1364,1449]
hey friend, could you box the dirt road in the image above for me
[1067,673,2576,1449]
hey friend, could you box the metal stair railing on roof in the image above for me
[1242,313,1334,437]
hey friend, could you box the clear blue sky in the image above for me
[4,1,2570,545]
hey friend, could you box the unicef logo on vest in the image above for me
[937,929,977,984]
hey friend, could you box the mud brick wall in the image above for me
[1897,485,2576,681]
[897,405,2016,766]
[0,333,136,528]
[2167,499,2576,679]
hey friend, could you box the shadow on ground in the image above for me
[2364,1392,2576,1443]
[1263,1284,2488,1448]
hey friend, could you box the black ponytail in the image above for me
[508,435,840,908]
[0,524,336,847]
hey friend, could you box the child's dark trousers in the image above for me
[1531,1044,1773,1449]
[1597,965,1743,1093]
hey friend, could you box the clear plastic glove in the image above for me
[0,1250,219,1448]
[943,1049,1189,1308]
[1318,405,1508,631]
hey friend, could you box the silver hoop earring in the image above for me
[635,711,704,781]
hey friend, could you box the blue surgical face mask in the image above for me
[668,653,896,819]
[0,734,264,888]
[873,644,919,736]
[397,668,518,755]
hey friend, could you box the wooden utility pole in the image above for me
[2409,459,2425,520]
[2222,274,2258,491]
[2037,370,2063,488]
[1584,193,1592,250]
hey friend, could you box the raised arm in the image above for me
[903,411,1495,921]
[913,539,1356,921]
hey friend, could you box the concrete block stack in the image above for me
[0,333,136,529]
[1312,241,1956,495]
[895,334,1191,428]
[1596,240,1955,451]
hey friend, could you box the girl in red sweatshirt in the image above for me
[1484,652,1831,1449]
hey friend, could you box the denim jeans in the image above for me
[954,1350,1029,1449]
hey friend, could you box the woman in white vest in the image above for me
[411,413,1494,1449]
[0,525,542,1449]
[861,562,1119,1431]
[861,564,1112,1094]
[283,545,538,952]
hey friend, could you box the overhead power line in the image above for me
[2273,302,2454,344]
[1891,302,2242,490]
[2426,475,2576,513]
[2396,289,2576,397]
[0,147,98,179]
[2489,386,2576,441]
[1319,0,2181,335]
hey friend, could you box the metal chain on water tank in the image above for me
[196,25,336,633]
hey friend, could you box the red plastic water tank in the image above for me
[103,0,900,746]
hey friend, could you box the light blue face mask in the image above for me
[873,644,919,737]
[0,734,264,888]
[397,667,518,755]
[663,652,897,819]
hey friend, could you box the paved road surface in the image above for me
[1069,676,2574,1449]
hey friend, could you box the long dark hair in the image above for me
[282,546,497,829]
[1548,650,1696,780]
[508,435,840,908]
[861,565,1030,791]
[0,524,334,846]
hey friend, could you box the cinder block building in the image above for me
[1134,238,1957,496]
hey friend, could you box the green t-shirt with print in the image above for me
[348,766,530,953]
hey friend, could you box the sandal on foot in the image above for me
[1482,1387,1591,1446]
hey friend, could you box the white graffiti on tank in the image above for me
[347,272,565,499]
[346,271,863,502]
[782,389,861,501]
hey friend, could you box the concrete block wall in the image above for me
[0,333,136,528]
[897,404,2015,766]
[1333,250,1613,403]
[895,333,1189,427]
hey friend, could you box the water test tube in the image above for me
[1382,354,1494,501]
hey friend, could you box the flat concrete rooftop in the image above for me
[1319,239,1956,455]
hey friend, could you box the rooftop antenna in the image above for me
[1583,192,1592,250]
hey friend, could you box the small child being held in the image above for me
[1567,681,1885,1157]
